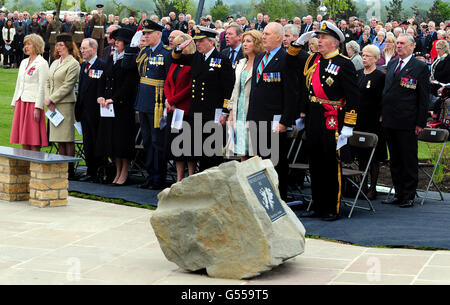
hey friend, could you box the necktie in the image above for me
[85,62,91,74]
[256,51,270,83]
[394,60,404,75]
[230,49,235,62]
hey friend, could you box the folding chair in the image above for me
[129,112,146,177]
[287,129,312,208]
[341,131,378,218]
[74,139,85,170]
[416,128,449,205]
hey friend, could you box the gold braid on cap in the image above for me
[304,53,317,90]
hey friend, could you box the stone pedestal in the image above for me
[150,157,306,279]
[0,157,30,201]
[29,162,69,208]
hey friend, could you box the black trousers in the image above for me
[384,128,418,201]
[306,103,342,215]
[81,116,102,177]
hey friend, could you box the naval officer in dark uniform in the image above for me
[123,20,172,189]
[171,26,235,172]
[288,21,360,221]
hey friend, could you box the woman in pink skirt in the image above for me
[10,33,49,151]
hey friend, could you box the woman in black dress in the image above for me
[355,44,387,199]
[96,28,138,186]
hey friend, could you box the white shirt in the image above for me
[395,53,413,72]
[203,47,215,61]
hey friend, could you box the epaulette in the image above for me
[164,45,172,51]
[339,53,350,60]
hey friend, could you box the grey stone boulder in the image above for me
[150,156,306,279]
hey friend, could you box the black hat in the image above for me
[56,33,73,43]
[111,28,134,44]
[192,25,218,40]
[400,19,409,25]
[96,4,104,8]
[315,21,345,43]
[142,19,164,32]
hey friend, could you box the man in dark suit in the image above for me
[300,15,313,35]
[255,13,267,31]
[102,24,120,61]
[220,23,244,69]
[425,21,438,55]
[381,33,430,208]
[75,38,106,182]
[246,22,297,201]
[172,25,235,172]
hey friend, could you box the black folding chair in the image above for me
[341,131,378,218]
[287,129,312,208]
[417,128,449,205]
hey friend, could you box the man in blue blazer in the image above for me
[381,33,430,208]
[76,38,106,182]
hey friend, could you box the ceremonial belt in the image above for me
[94,25,104,28]
[75,31,84,34]
[140,77,165,87]
[140,77,165,129]
[309,95,345,106]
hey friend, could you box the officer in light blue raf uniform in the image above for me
[123,19,172,190]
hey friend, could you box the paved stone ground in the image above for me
[0,197,449,285]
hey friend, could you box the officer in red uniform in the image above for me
[287,21,360,221]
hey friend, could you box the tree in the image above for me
[306,0,321,17]
[173,0,195,14]
[210,0,231,22]
[334,0,357,20]
[252,0,301,20]
[426,0,450,24]
[152,0,178,17]
[385,0,403,22]
[111,0,134,17]
[323,0,352,19]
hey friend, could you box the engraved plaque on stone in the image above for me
[247,170,286,222]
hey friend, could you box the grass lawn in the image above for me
[0,69,446,160]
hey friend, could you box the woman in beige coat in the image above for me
[226,30,264,161]
[45,33,81,177]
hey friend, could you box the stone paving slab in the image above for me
[0,197,449,285]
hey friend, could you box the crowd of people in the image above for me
[4,4,450,221]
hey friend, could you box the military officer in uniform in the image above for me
[89,4,107,56]
[172,25,235,172]
[70,14,86,50]
[46,12,61,63]
[288,21,359,221]
[123,20,172,190]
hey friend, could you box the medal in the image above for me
[366,80,371,89]
[326,76,334,86]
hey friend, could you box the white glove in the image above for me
[130,30,143,48]
[294,31,316,46]
[340,126,353,138]
[336,126,353,151]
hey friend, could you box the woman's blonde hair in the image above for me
[23,33,45,55]
[362,44,381,60]
[436,39,449,55]
[383,35,397,54]
[241,30,264,58]
[173,34,196,54]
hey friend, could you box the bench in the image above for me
[0,146,81,208]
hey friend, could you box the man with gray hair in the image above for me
[381,33,430,208]
[75,37,106,182]
[283,24,299,49]
[103,24,121,61]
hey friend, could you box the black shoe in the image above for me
[399,200,414,208]
[300,210,323,218]
[139,180,153,189]
[381,197,401,205]
[322,213,340,221]
[79,175,95,182]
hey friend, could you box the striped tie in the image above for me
[256,51,270,83]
